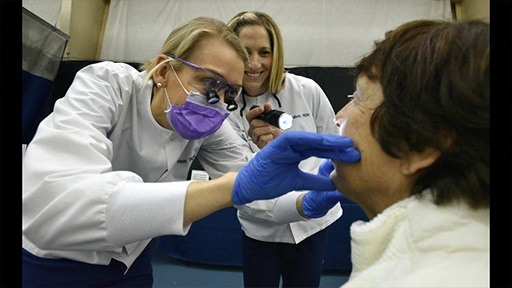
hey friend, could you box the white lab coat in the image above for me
[22,61,253,269]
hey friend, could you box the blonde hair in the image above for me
[227,11,286,94]
[141,16,248,82]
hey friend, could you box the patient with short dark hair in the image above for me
[331,19,489,287]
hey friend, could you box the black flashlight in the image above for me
[250,105,293,130]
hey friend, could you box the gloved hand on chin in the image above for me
[232,131,360,205]
[301,159,344,218]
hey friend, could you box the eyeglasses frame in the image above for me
[165,53,240,111]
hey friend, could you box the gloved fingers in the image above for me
[256,131,360,165]
[334,147,361,163]
[280,131,359,162]
[302,189,342,218]
[295,172,336,192]
[318,159,334,177]
[294,147,361,163]
[270,131,355,152]
[322,190,345,204]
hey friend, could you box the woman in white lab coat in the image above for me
[22,16,249,287]
[226,11,343,288]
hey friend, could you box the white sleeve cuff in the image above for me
[107,180,192,246]
[273,191,309,224]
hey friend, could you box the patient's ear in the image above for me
[400,148,441,175]
[400,128,455,175]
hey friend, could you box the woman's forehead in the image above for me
[188,38,244,85]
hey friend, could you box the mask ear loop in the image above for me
[162,87,172,113]
[155,82,172,113]
[156,81,173,113]
[162,60,189,113]
[170,62,189,94]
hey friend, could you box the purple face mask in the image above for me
[166,91,229,140]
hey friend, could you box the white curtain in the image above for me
[21,0,453,67]
[22,0,62,27]
[100,0,452,67]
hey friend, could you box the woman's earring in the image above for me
[156,83,162,88]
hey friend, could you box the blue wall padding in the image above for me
[22,70,54,144]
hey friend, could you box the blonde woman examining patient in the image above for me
[227,11,343,288]
[22,16,251,288]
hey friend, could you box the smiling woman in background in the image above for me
[227,11,343,288]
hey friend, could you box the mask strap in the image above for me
[163,88,172,113]
[163,62,189,113]
[170,62,190,95]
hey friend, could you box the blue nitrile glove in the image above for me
[232,131,360,205]
[302,159,344,218]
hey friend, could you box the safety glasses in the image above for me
[165,53,240,111]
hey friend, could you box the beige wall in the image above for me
[61,0,108,60]
[453,0,490,23]
[63,0,490,61]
